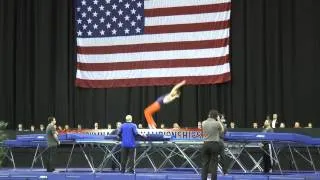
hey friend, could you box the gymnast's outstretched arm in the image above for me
[163,80,186,104]
[170,80,186,95]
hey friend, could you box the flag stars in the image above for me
[100,17,105,23]
[125,2,130,8]
[112,4,117,10]
[137,2,142,8]
[118,9,123,15]
[131,8,136,14]
[77,30,82,36]
[124,15,130,21]
[118,22,123,28]
[136,14,142,20]
[87,18,92,24]
[76,0,143,37]
[135,27,141,33]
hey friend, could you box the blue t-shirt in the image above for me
[119,122,138,148]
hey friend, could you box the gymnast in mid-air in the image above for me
[144,80,186,129]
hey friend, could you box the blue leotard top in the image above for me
[156,94,167,105]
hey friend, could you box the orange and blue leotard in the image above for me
[144,95,166,128]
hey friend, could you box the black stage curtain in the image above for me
[1,0,320,129]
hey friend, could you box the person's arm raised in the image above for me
[217,117,225,133]
[170,80,186,94]
[163,80,186,104]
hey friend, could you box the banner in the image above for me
[76,128,203,139]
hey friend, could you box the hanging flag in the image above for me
[75,0,231,88]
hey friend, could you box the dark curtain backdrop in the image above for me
[1,0,320,129]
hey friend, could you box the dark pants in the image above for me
[120,147,135,173]
[218,140,228,174]
[201,141,222,180]
[263,143,272,173]
[45,146,57,172]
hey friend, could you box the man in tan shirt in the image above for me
[46,116,60,172]
[201,109,224,180]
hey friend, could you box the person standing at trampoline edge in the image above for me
[144,80,186,129]
[45,116,60,172]
[118,115,141,173]
[262,119,274,173]
[201,109,225,180]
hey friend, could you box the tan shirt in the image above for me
[202,118,222,142]
[46,124,58,147]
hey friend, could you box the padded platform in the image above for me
[2,169,320,180]
[233,175,268,180]
[135,174,167,180]
[95,173,135,180]
[268,176,306,180]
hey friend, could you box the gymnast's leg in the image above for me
[144,102,161,128]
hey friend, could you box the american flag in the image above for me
[75,0,231,88]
